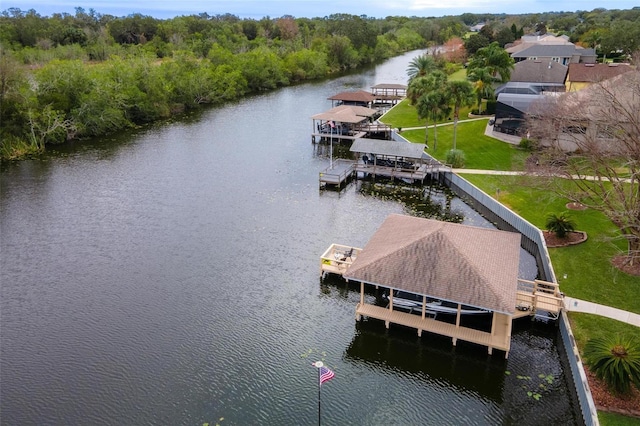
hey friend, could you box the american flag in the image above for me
[319,366,335,385]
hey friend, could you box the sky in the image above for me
[2,0,639,19]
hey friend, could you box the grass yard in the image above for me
[401,119,528,171]
[599,411,640,426]
[448,68,467,81]
[380,99,476,129]
[460,174,640,315]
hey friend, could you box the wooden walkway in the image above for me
[311,131,367,143]
[353,163,436,183]
[515,279,563,319]
[356,303,512,356]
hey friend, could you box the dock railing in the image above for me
[516,279,563,317]
[320,244,362,277]
[319,159,355,186]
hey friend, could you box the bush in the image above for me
[446,149,465,168]
[519,138,537,151]
[545,212,576,238]
[584,335,640,394]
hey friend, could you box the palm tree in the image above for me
[416,86,450,150]
[406,54,437,81]
[445,80,475,150]
[585,335,640,395]
[467,42,514,83]
[467,66,494,114]
[406,75,430,105]
[408,71,448,148]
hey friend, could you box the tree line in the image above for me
[1,7,638,160]
[0,8,471,159]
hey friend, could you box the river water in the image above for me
[1,51,578,425]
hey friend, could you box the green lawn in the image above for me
[460,174,640,315]
[380,99,477,130]
[448,68,467,81]
[599,410,640,426]
[401,119,528,171]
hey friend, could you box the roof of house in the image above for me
[567,63,634,83]
[343,214,521,315]
[511,60,568,84]
[497,93,546,113]
[311,105,378,123]
[506,35,573,54]
[512,44,595,59]
[557,69,640,120]
[328,90,376,103]
[350,138,429,160]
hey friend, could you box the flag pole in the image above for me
[318,365,322,426]
[314,361,323,426]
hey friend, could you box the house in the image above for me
[532,70,640,152]
[511,44,596,65]
[493,80,565,137]
[506,34,572,56]
[565,63,634,92]
[510,60,568,85]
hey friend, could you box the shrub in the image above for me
[518,138,537,151]
[446,149,465,168]
[545,212,576,238]
[584,335,640,394]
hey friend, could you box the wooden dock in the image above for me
[319,159,356,187]
[514,279,563,319]
[355,302,512,356]
[353,163,436,183]
[320,243,362,277]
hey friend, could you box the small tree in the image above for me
[584,335,640,395]
[545,212,576,238]
[446,149,465,168]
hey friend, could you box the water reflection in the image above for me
[0,50,576,425]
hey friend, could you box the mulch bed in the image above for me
[611,255,640,277]
[543,230,588,248]
[586,367,640,418]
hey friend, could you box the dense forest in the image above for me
[1,7,639,159]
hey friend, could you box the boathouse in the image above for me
[318,138,440,187]
[311,105,381,143]
[328,90,377,108]
[370,83,407,108]
[343,214,524,358]
[350,138,437,183]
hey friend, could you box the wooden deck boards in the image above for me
[356,303,510,353]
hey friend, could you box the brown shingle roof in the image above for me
[310,105,378,123]
[328,90,376,103]
[343,214,521,314]
[511,60,568,84]
[567,63,634,83]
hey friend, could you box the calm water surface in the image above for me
[1,51,577,425]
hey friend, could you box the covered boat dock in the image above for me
[371,83,407,108]
[350,138,439,183]
[311,105,389,143]
[328,90,377,108]
[342,214,533,358]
